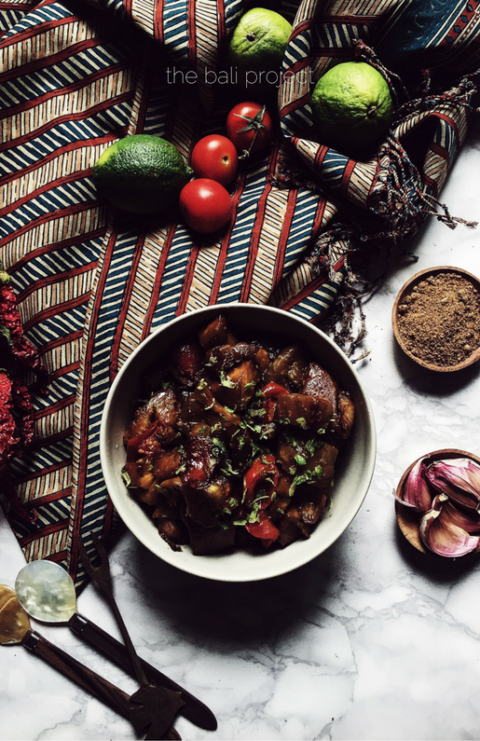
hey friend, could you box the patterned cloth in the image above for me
[1,0,479,588]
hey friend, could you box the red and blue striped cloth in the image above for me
[1,0,478,587]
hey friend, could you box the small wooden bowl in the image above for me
[395,448,480,555]
[392,266,480,372]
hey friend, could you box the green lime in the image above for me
[311,62,394,154]
[93,135,192,214]
[227,7,292,73]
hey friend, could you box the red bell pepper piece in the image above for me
[261,382,288,422]
[245,510,279,545]
[243,454,279,508]
[126,421,159,461]
[262,382,288,398]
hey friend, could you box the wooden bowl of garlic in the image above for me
[392,266,480,372]
[395,449,480,557]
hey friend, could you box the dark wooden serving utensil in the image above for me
[15,558,217,732]
[0,584,180,740]
[79,533,184,740]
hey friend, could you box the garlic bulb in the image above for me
[397,456,480,558]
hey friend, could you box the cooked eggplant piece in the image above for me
[276,506,310,547]
[274,393,321,427]
[155,518,189,547]
[170,339,204,386]
[198,314,229,350]
[180,437,217,490]
[124,387,178,443]
[304,442,339,489]
[297,491,328,525]
[136,481,162,507]
[277,433,307,473]
[332,390,355,440]
[263,345,307,389]
[206,342,260,371]
[212,360,259,410]
[152,446,182,481]
[302,362,338,406]
[183,519,235,555]
[227,426,252,472]
[123,456,155,490]
[181,477,232,526]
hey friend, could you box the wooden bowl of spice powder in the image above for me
[392,266,480,372]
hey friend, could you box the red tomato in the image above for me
[191,135,238,186]
[179,179,232,234]
[226,102,273,155]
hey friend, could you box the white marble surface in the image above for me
[2,120,480,741]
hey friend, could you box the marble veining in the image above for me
[1,121,480,740]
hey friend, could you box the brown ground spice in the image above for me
[397,272,480,366]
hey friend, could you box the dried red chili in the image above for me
[0,271,47,383]
[0,266,47,521]
[0,371,21,477]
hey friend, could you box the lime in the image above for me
[227,7,292,72]
[311,62,394,154]
[93,135,192,214]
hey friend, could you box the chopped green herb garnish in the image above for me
[219,370,236,388]
[249,407,266,418]
[296,417,309,430]
[294,454,307,466]
[288,466,323,496]
[121,467,132,487]
[221,460,240,477]
[212,437,227,454]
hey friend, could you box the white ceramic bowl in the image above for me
[100,304,376,581]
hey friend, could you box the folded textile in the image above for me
[0,0,478,588]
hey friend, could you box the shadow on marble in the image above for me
[392,335,480,393]
[129,535,347,650]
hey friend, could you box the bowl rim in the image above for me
[395,448,480,555]
[391,265,480,372]
[100,303,377,581]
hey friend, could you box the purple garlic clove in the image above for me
[426,458,480,510]
[419,496,480,557]
[396,458,432,512]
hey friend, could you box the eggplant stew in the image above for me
[122,315,354,555]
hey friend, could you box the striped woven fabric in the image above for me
[1,0,478,588]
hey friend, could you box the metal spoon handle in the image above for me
[22,629,132,718]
